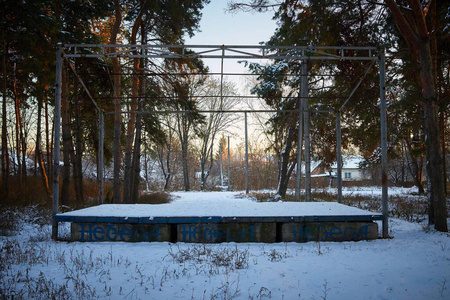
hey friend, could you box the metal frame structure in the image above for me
[52,44,388,239]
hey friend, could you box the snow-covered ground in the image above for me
[1,188,449,299]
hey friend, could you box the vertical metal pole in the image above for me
[379,48,389,238]
[98,112,104,204]
[220,144,223,187]
[227,135,231,191]
[304,110,311,201]
[295,94,303,201]
[336,111,343,203]
[52,44,62,240]
[245,112,249,194]
[302,61,311,201]
[220,45,225,108]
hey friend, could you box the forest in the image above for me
[0,0,449,232]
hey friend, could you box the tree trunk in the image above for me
[418,40,448,232]
[112,69,122,203]
[431,0,446,196]
[144,142,149,191]
[74,96,83,203]
[164,155,171,190]
[385,0,448,232]
[157,125,172,191]
[1,38,9,202]
[131,111,142,202]
[403,136,425,194]
[277,126,296,197]
[123,13,143,203]
[36,99,50,197]
[440,105,447,195]
[45,101,52,180]
[181,139,190,191]
[163,129,172,190]
[200,139,207,191]
[130,48,145,202]
[61,60,71,206]
[163,145,171,191]
[176,111,191,192]
[20,121,26,181]
[110,0,122,203]
[200,138,214,191]
[72,67,83,204]
[13,63,26,186]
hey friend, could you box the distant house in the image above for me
[299,160,328,178]
[300,155,367,182]
[330,155,367,181]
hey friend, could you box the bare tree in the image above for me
[173,76,205,191]
[194,78,239,190]
[157,118,175,191]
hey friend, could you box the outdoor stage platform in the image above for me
[55,192,384,243]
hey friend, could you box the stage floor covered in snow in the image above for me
[55,192,383,243]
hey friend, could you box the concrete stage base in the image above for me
[70,221,378,243]
[56,200,383,243]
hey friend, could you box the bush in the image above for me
[0,205,52,237]
[137,191,172,204]
[250,188,432,224]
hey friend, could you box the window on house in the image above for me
[344,172,352,179]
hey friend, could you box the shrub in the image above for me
[137,191,172,204]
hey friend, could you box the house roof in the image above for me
[300,160,322,173]
[331,155,364,169]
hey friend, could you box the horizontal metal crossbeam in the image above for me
[102,108,335,115]
[62,44,379,61]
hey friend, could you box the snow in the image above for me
[331,154,364,169]
[2,189,449,299]
[300,160,322,173]
[58,191,381,218]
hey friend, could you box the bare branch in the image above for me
[227,0,282,13]
[366,0,387,7]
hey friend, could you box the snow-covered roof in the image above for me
[331,155,364,170]
[300,160,322,173]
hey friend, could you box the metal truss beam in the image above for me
[52,43,389,240]
[62,44,379,61]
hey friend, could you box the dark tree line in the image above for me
[0,0,211,205]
